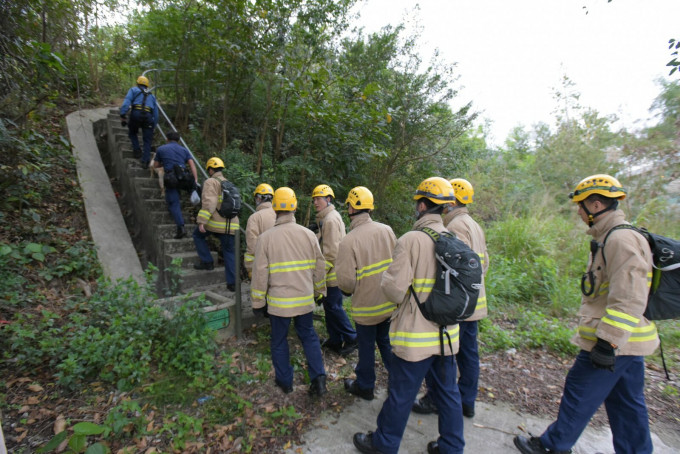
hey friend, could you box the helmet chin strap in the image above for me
[417,203,442,219]
[580,200,619,227]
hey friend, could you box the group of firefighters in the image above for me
[121,77,659,454]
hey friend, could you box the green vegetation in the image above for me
[1,0,679,452]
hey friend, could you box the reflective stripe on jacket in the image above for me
[572,209,659,356]
[336,212,397,326]
[251,212,327,317]
[381,214,460,362]
[244,202,276,272]
[315,204,346,287]
[443,207,489,320]
[196,173,239,234]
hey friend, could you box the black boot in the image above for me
[308,375,327,397]
[427,441,440,454]
[513,435,572,454]
[353,432,383,454]
[412,394,438,414]
[133,148,142,159]
[193,261,214,270]
[344,378,374,401]
[174,225,186,239]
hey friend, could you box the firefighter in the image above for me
[244,183,276,278]
[119,75,159,167]
[192,157,239,292]
[514,174,659,454]
[251,187,328,396]
[336,186,397,401]
[312,184,358,355]
[412,178,489,419]
[353,177,464,454]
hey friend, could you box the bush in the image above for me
[2,276,218,390]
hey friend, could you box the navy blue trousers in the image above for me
[355,320,392,390]
[423,320,479,409]
[373,355,464,454]
[269,312,326,387]
[192,227,235,285]
[323,286,357,345]
[541,351,652,454]
[127,111,154,162]
[164,187,184,227]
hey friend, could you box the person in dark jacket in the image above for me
[153,131,197,239]
[120,75,159,167]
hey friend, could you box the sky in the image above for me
[350,0,680,146]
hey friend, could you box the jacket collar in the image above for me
[413,213,445,231]
[587,209,627,240]
[443,206,468,225]
[275,212,296,226]
[256,201,273,212]
[316,203,336,221]
[349,212,372,230]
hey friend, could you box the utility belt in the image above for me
[132,104,152,112]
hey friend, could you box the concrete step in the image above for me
[156,223,197,239]
[162,236,197,254]
[167,250,218,269]
[134,177,163,189]
[178,267,229,291]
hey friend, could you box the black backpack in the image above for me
[601,225,680,320]
[409,227,483,355]
[216,179,241,219]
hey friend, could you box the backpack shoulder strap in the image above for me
[601,224,648,265]
[417,226,453,242]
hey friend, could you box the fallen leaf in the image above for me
[18,405,30,413]
[27,384,44,392]
[27,396,40,405]
[54,415,66,434]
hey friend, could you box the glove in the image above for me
[590,338,616,371]
[315,294,327,306]
[121,119,127,127]
[307,222,319,234]
[341,290,352,297]
[253,305,268,318]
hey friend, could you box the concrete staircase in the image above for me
[100,109,253,339]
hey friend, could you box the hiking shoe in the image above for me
[226,284,235,292]
[427,441,440,454]
[174,225,186,239]
[462,403,475,418]
[513,435,572,454]
[353,432,383,454]
[308,375,327,397]
[275,379,293,394]
[344,378,374,401]
[141,159,150,168]
[340,339,358,356]
[133,148,142,159]
[320,338,343,354]
[412,394,438,414]
[193,261,214,270]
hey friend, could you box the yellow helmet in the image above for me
[413,177,456,205]
[205,157,225,170]
[345,186,374,210]
[253,183,274,196]
[312,184,335,198]
[569,174,626,203]
[449,178,474,204]
[136,75,149,87]
[272,187,297,211]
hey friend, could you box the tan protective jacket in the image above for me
[244,202,276,273]
[381,214,460,362]
[336,212,398,326]
[196,172,239,234]
[315,204,346,287]
[571,209,659,356]
[443,207,489,321]
[251,212,327,318]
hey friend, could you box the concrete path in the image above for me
[66,108,145,284]
[288,390,676,453]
